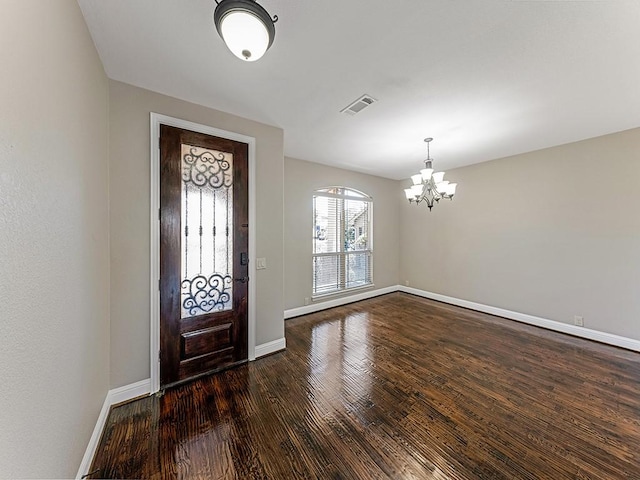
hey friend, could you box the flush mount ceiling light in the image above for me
[214,0,278,62]
[404,138,458,211]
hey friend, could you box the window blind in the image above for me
[312,187,372,296]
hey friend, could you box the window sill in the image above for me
[311,283,375,301]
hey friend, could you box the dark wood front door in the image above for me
[160,124,248,388]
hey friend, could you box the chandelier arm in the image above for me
[433,180,443,202]
[429,179,441,201]
[420,185,427,200]
[423,187,432,205]
[422,186,434,207]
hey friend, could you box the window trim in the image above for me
[312,186,373,298]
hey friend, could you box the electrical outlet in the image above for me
[405,280,410,286]
[304,297,311,306]
[574,315,584,327]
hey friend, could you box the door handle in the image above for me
[234,276,250,283]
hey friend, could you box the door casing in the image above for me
[149,112,256,394]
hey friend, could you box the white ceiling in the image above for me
[78,0,640,180]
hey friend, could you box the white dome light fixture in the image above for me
[214,0,278,62]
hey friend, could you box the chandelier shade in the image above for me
[214,0,278,62]
[404,138,458,211]
[420,168,433,180]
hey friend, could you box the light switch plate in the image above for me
[256,257,267,270]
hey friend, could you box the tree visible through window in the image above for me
[313,187,372,296]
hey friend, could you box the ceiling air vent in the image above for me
[340,94,378,116]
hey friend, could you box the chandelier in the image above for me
[404,138,457,211]
[214,0,278,62]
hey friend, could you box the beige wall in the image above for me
[0,1,110,477]
[0,3,636,476]
[401,127,640,341]
[284,157,400,310]
[109,80,285,388]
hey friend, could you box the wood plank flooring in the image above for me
[90,293,640,479]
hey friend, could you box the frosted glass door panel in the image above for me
[180,144,233,318]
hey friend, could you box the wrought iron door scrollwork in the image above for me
[181,273,232,316]
[182,147,233,189]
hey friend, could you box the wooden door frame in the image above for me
[149,113,256,394]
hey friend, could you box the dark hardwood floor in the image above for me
[90,293,640,479]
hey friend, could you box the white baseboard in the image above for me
[284,285,397,319]
[399,285,640,353]
[109,378,152,406]
[76,379,151,479]
[76,393,112,479]
[255,337,286,358]
[284,284,640,352]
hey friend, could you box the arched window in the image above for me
[312,187,373,296]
